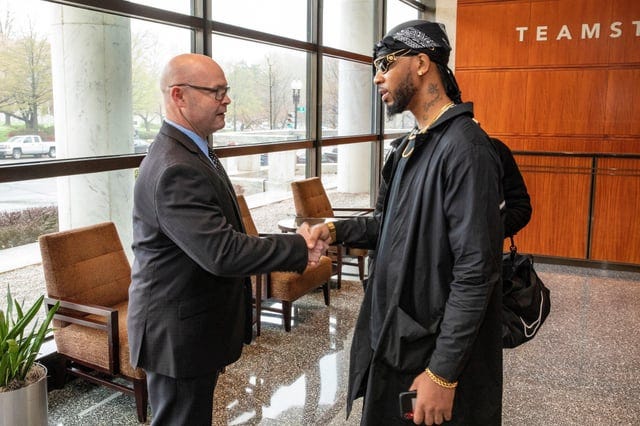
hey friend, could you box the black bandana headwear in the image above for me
[374,20,462,104]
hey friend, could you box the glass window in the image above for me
[323,0,375,56]
[131,19,191,150]
[322,57,373,137]
[386,0,420,30]
[379,1,420,135]
[212,0,307,41]
[0,1,190,163]
[1,0,387,301]
[384,108,416,135]
[227,151,303,232]
[127,0,192,15]
[129,0,191,15]
[212,35,308,146]
[0,168,135,314]
[320,141,373,208]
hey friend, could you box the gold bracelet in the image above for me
[326,221,337,243]
[425,368,458,389]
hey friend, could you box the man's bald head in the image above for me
[160,54,224,96]
[160,53,230,137]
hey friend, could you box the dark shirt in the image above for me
[491,138,532,237]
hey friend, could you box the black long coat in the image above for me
[335,103,504,425]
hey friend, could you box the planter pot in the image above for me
[0,363,48,426]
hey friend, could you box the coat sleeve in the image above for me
[155,162,308,276]
[332,139,402,249]
[428,138,503,382]
[333,178,385,249]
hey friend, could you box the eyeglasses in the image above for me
[373,49,415,74]
[168,83,230,101]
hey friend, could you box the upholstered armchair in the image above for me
[39,222,148,423]
[290,177,373,287]
[237,195,332,332]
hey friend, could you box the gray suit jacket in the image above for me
[128,122,308,378]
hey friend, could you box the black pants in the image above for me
[146,370,220,426]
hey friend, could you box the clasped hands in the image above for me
[296,222,332,267]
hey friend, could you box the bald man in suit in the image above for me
[128,53,322,425]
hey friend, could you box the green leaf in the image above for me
[0,287,58,387]
[0,310,7,340]
[4,295,43,342]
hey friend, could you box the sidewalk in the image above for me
[0,242,41,274]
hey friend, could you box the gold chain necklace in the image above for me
[403,101,455,158]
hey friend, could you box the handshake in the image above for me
[296,222,334,267]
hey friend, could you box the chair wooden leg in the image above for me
[322,281,330,306]
[133,377,148,423]
[358,255,365,281]
[282,301,292,332]
[49,357,70,390]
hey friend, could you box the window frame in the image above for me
[1,0,428,201]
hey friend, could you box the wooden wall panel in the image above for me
[457,0,640,265]
[458,0,640,67]
[609,1,640,63]
[528,0,613,66]
[525,70,608,135]
[459,68,640,142]
[605,69,640,136]
[508,137,640,154]
[513,155,592,259]
[456,1,530,68]
[590,158,640,264]
[456,70,527,134]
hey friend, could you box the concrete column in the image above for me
[267,151,297,192]
[336,0,373,193]
[49,6,134,257]
[435,0,458,70]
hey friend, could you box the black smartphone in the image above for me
[398,390,417,420]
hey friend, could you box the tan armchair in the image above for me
[290,177,373,287]
[38,222,147,423]
[237,195,332,332]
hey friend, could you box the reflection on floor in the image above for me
[47,264,640,425]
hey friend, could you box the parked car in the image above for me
[133,138,151,154]
[0,135,56,159]
[296,147,338,164]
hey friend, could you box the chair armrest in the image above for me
[45,297,116,329]
[45,297,120,374]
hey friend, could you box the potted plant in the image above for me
[0,286,59,426]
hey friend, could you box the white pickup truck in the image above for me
[0,135,56,159]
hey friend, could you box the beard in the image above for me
[386,73,416,116]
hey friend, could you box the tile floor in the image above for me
[46,263,640,425]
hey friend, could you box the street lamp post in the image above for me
[291,79,302,129]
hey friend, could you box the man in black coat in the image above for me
[127,53,323,425]
[310,21,504,425]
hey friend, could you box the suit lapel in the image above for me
[159,122,245,232]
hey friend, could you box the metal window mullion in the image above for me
[369,0,386,204]
[310,0,323,178]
